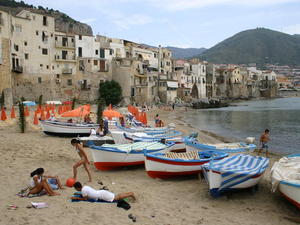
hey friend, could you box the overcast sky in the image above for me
[21,0,300,48]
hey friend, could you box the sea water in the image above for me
[183,97,300,155]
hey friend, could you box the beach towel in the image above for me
[71,192,118,203]
[16,185,46,198]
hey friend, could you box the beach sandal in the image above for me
[128,214,136,222]
[117,200,131,210]
[7,205,18,210]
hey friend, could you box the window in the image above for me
[56,74,60,78]
[95,50,98,55]
[52,66,54,70]
[62,50,67,59]
[109,49,114,55]
[38,77,42,84]
[71,38,74,43]
[24,41,27,46]
[55,36,57,41]
[78,47,82,57]
[40,64,43,67]
[46,65,49,69]
[67,79,72,85]
[25,53,29,59]
[88,60,90,63]
[14,44,19,51]
[62,37,68,46]
[94,60,98,66]
[79,35,82,40]
[36,30,39,36]
[15,25,22,32]
[100,48,105,58]
[154,53,157,58]
[42,48,48,55]
[43,16,47,26]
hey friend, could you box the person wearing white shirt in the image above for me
[71,182,135,202]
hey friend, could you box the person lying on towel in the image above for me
[71,182,135,202]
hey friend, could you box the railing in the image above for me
[62,68,72,74]
[55,41,75,48]
[12,65,23,73]
[55,55,76,62]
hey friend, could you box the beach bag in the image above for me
[117,200,131,210]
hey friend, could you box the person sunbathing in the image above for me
[29,168,61,196]
[71,182,135,202]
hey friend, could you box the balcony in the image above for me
[55,41,75,49]
[55,55,76,63]
[12,65,23,73]
[62,68,72,74]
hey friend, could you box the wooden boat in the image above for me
[184,136,256,154]
[89,141,174,171]
[202,154,269,197]
[78,135,114,147]
[271,154,300,209]
[144,150,228,179]
[115,124,174,135]
[40,120,99,137]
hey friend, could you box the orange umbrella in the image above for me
[10,106,16,119]
[61,105,90,118]
[58,105,62,115]
[140,112,148,125]
[103,109,122,119]
[24,106,30,117]
[108,104,112,110]
[33,111,39,125]
[1,108,7,121]
[40,108,46,120]
[46,109,51,120]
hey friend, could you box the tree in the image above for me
[0,91,4,109]
[38,95,43,106]
[72,97,76,110]
[99,80,122,106]
[18,101,26,133]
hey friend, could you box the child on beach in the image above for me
[71,182,135,202]
[71,139,92,182]
[154,114,160,127]
[29,168,62,196]
[258,129,270,157]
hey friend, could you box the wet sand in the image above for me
[0,107,299,225]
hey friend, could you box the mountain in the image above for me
[198,28,300,66]
[166,46,206,59]
[0,0,93,35]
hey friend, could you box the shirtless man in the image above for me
[258,129,270,157]
[71,139,92,182]
[71,182,135,202]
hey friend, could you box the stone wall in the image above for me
[0,38,13,106]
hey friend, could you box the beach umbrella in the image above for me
[103,109,122,120]
[24,106,30,117]
[10,106,16,119]
[58,105,62,115]
[51,104,55,114]
[40,108,46,120]
[46,109,51,120]
[61,105,90,118]
[140,112,148,125]
[33,111,39,125]
[1,108,7,121]
[36,105,41,114]
[108,104,112,110]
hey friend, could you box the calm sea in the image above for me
[182,97,300,155]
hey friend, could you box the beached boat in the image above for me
[89,141,174,170]
[115,124,175,135]
[202,154,269,197]
[123,132,185,152]
[271,154,300,209]
[144,150,228,179]
[78,135,115,147]
[40,120,99,137]
[184,136,256,154]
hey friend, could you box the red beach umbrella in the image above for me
[1,108,7,121]
[46,109,51,120]
[33,111,39,125]
[40,108,46,120]
[10,106,16,119]
[24,106,30,117]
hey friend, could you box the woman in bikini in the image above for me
[71,139,92,182]
[29,168,61,196]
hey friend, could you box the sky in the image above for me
[21,0,300,48]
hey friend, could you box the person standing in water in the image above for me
[71,139,92,182]
[258,129,270,157]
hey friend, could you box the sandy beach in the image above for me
[0,107,299,225]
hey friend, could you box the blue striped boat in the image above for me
[202,154,269,197]
[184,136,256,154]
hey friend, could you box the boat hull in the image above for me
[145,155,206,179]
[279,181,300,209]
[203,169,264,197]
[40,121,99,137]
[90,147,165,171]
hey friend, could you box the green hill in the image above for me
[166,46,206,59]
[199,28,300,66]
